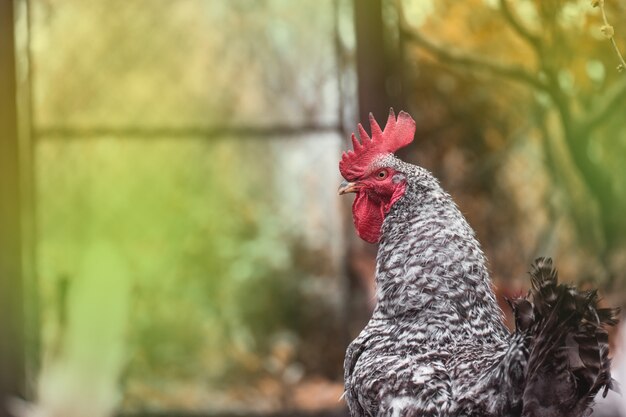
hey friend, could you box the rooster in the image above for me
[338,109,619,417]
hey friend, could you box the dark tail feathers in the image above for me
[511,257,620,417]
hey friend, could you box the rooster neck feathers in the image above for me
[373,156,508,339]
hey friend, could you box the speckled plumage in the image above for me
[342,152,618,417]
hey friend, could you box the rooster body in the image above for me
[339,111,618,417]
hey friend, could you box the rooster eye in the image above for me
[375,170,388,180]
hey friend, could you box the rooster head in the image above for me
[338,109,416,243]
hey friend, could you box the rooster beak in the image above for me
[338,180,361,195]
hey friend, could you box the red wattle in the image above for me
[352,183,406,243]
[352,192,385,243]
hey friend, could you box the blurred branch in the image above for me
[34,124,341,140]
[498,0,541,54]
[581,75,626,133]
[401,26,546,90]
[595,0,626,72]
[396,1,546,91]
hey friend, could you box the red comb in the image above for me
[339,109,416,181]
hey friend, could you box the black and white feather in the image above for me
[343,155,619,417]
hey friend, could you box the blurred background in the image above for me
[1,0,626,416]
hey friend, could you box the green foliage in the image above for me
[36,137,344,408]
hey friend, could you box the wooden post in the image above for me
[352,0,405,125]
[0,0,27,413]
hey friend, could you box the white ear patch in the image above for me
[392,173,406,184]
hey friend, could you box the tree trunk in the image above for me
[353,0,405,125]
